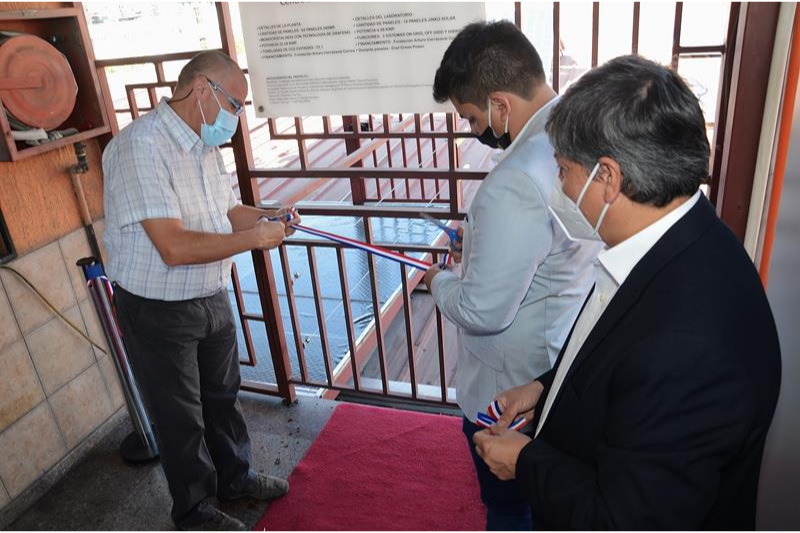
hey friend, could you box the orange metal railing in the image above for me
[93,1,740,408]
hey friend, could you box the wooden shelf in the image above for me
[0,7,79,21]
[0,3,111,161]
[2,125,110,160]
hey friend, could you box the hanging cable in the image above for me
[0,264,108,354]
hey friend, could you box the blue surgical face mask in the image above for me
[197,81,239,147]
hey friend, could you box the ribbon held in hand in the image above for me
[476,400,527,431]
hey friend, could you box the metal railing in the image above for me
[94,46,477,407]
[92,1,739,408]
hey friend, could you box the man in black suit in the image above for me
[473,55,781,529]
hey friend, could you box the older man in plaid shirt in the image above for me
[103,51,296,531]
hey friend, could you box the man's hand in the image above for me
[473,427,531,480]
[275,205,301,236]
[251,219,285,250]
[491,380,544,431]
[424,264,442,290]
[450,225,464,263]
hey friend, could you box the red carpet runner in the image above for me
[256,403,485,531]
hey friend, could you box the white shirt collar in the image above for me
[598,190,702,286]
[492,95,560,164]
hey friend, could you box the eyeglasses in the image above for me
[206,78,244,116]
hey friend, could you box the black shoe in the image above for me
[220,472,289,502]
[180,508,247,531]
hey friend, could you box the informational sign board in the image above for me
[240,3,485,117]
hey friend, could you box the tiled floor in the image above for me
[4,393,338,531]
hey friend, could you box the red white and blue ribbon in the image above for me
[292,223,434,271]
[476,400,528,431]
[268,210,435,271]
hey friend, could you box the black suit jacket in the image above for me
[517,196,781,530]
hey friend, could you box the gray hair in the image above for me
[546,55,710,207]
[175,51,240,92]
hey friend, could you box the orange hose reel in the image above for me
[0,34,78,130]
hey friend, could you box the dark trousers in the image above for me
[114,286,253,528]
[462,417,533,530]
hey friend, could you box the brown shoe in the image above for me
[221,473,289,501]
[181,508,247,531]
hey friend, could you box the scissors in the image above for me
[420,212,462,252]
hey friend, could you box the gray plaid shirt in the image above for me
[103,99,238,301]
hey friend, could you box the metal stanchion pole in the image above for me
[77,257,159,463]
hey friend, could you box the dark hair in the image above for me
[546,55,709,207]
[175,51,240,92]
[432,20,546,108]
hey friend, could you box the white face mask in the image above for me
[547,162,611,242]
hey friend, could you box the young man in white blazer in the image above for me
[424,20,601,530]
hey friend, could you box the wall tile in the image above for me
[97,355,125,411]
[0,479,9,511]
[26,306,94,396]
[49,365,114,450]
[58,228,94,304]
[0,242,77,335]
[0,286,21,352]
[93,218,107,265]
[0,402,66,498]
[0,340,45,433]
